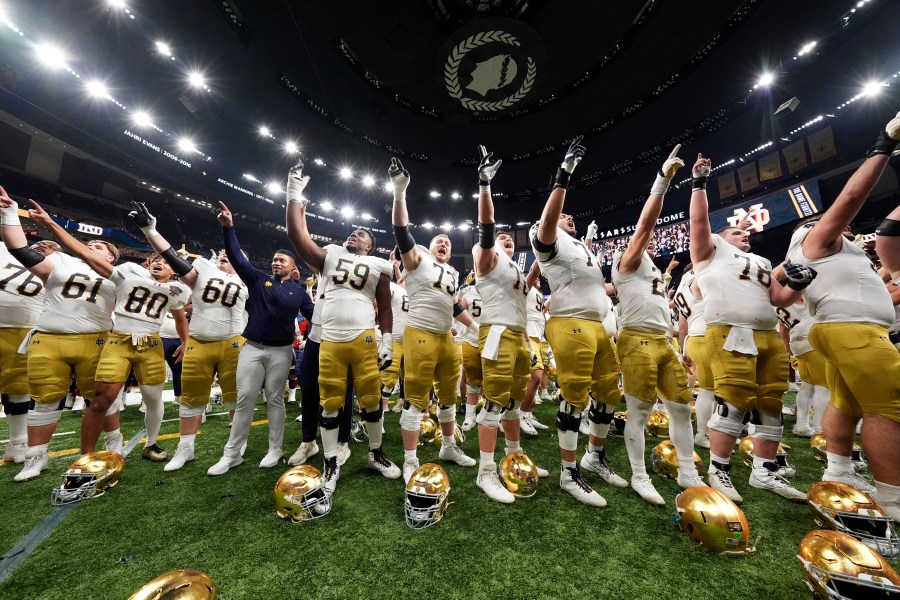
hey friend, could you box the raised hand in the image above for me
[478,145,502,183]
[217,201,233,227]
[286,161,310,204]
[868,110,900,156]
[692,153,712,178]
[783,263,817,290]
[26,199,52,226]
[650,144,685,195]
[388,157,410,200]
[128,201,159,237]
[561,135,586,174]
[585,220,598,242]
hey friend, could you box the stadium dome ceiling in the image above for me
[1,0,899,232]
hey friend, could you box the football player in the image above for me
[689,153,810,503]
[458,273,483,432]
[128,203,249,471]
[389,157,477,483]
[785,111,900,520]
[612,145,706,505]
[208,201,315,475]
[876,204,900,283]
[286,163,401,495]
[776,300,829,437]
[379,262,408,415]
[530,137,627,506]
[0,191,119,481]
[520,262,549,435]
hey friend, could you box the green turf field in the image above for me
[0,391,888,599]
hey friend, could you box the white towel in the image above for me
[16,329,36,354]
[480,325,506,361]
[723,326,757,356]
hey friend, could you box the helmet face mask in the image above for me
[405,463,450,530]
[808,482,900,559]
[50,451,124,505]
[798,530,900,599]
[274,465,332,522]
[645,410,669,437]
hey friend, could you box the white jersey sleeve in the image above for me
[525,285,546,339]
[611,251,671,335]
[695,234,777,330]
[37,252,116,334]
[786,227,895,327]
[472,244,528,331]
[110,262,187,335]
[674,271,706,338]
[531,226,609,322]
[390,281,409,342]
[320,245,390,342]
[403,246,457,334]
[0,244,46,328]
[189,258,248,341]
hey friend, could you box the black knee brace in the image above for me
[715,396,751,424]
[556,397,581,432]
[360,405,383,423]
[588,401,614,425]
[320,408,343,430]
[749,409,783,426]
[1,394,29,415]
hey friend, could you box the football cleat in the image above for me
[274,465,331,522]
[287,441,319,466]
[164,445,195,472]
[808,481,900,558]
[707,463,743,504]
[631,474,665,506]
[438,443,476,467]
[207,454,243,476]
[560,466,606,507]
[336,442,351,467]
[322,456,340,495]
[748,464,806,502]
[693,432,710,449]
[14,450,48,482]
[461,415,476,432]
[129,569,217,600]
[259,450,283,469]
[141,444,168,462]
[51,451,124,505]
[104,431,124,456]
[823,471,876,496]
[519,416,538,437]
[677,472,708,489]
[527,413,549,430]
[402,459,420,485]
[476,469,515,504]
[798,530,900,598]
[675,486,754,555]
[405,463,450,529]
[580,448,628,488]
[792,425,814,438]
[2,442,26,464]
[368,447,401,479]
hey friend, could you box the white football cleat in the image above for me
[322,456,340,494]
[461,416,476,432]
[402,459,420,485]
[527,413,549,430]
[439,444,476,467]
[259,450,283,468]
[580,449,628,488]
[2,442,26,464]
[560,466,606,507]
[693,432,710,449]
[748,465,807,502]
[164,445,195,472]
[368,447,401,479]
[708,464,743,504]
[823,471,876,495]
[477,469,515,504]
[792,425,814,438]
[287,441,319,466]
[676,472,707,489]
[336,442,351,466]
[207,454,243,476]
[519,416,538,437]
[631,474,665,506]
[104,431,124,456]
[14,451,48,482]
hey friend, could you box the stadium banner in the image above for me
[738,162,759,193]
[808,126,836,163]
[782,140,807,173]
[758,151,782,181]
[717,171,737,199]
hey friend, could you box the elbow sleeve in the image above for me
[478,222,495,249]
[393,225,416,254]
[160,247,194,277]
[8,246,45,268]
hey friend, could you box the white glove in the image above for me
[887,110,900,140]
[585,220,598,242]
[0,199,20,226]
[561,136,586,174]
[467,321,480,338]
[286,161,310,204]
[378,332,393,371]
[478,145,502,184]
[388,157,410,202]
[650,144,684,195]
[530,346,539,368]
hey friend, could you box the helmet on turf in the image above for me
[645,410,669,438]
[810,434,867,472]
[675,486,754,556]
[274,465,331,522]
[797,530,900,599]
[405,463,450,530]
[738,437,797,478]
[432,425,465,449]
[51,450,124,505]
[128,569,217,600]
[498,451,539,498]
[851,444,868,474]
[651,440,703,479]
[612,411,627,436]
[418,418,438,445]
[807,481,900,558]
[811,433,827,462]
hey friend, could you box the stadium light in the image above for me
[85,80,109,99]
[340,205,354,217]
[177,137,197,153]
[155,41,172,57]
[861,80,885,97]
[429,190,440,198]
[797,41,816,56]
[422,222,434,230]
[458,223,469,230]
[284,141,299,154]
[108,0,127,9]
[131,110,153,127]
[755,72,775,89]
[267,182,282,194]
[361,212,373,221]
[242,173,259,182]
[320,201,333,212]
[313,158,325,166]
[450,192,461,200]
[187,71,206,89]
[259,126,271,137]
[441,222,452,230]
[339,167,353,180]
[35,43,67,69]
[362,175,376,188]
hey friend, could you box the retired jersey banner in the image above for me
[758,151,782,181]
[738,162,759,193]
[718,171,737,199]
[808,126,836,163]
[782,140,808,174]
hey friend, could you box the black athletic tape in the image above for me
[478,222,495,249]
[360,405,383,423]
[453,302,464,317]
[866,131,899,157]
[778,278,789,287]
[588,402,614,425]
[556,410,581,432]
[876,218,900,237]
[692,177,708,191]
[319,408,343,430]
[393,225,416,254]
[1,395,29,415]
[531,233,555,253]
[552,167,571,190]
[160,247,193,277]
[8,246,44,268]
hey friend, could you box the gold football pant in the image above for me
[0,327,30,396]
[95,331,166,385]
[528,337,545,371]
[809,323,900,422]
[180,335,244,409]
[795,349,828,388]
[684,335,714,390]
[618,328,691,404]
[319,329,381,413]
[27,331,108,405]
[545,317,619,410]
[403,326,459,410]
[479,325,530,408]
[461,341,483,388]
[704,325,788,414]
[379,338,404,390]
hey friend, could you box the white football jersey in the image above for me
[473,244,528,331]
[612,250,671,335]
[775,301,814,356]
[602,304,618,338]
[110,263,187,335]
[308,290,324,344]
[525,285,546,339]
[696,234,777,330]
[403,245,457,335]
[531,226,609,322]
[189,258,248,341]
[320,244,391,343]
[37,252,116,334]
[390,281,409,342]
[158,311,180,339]
[0,244,46,328]
[674,271,706,338]
[461,285,482,347]
[786,227,894,327]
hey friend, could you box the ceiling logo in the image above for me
[444,30,536,113]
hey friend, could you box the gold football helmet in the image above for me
[418,418,438,445]
[738,437,796,478]
[432,425,465,449]
[650,440,703,479]
[274,465,331,522]
[405,463,450,530]
[498,451,539,497]
[811,433,827,462]
[808,481,900,558]
[675,486,754,556]
[128,569,217,600]
[810,433,867,472]
[51,450,124,505]
[798,530,900,599]
[645,410,669,438]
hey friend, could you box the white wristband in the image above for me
[0,204,21,226]
[141,226,159,238]
[650,173,671,196]
[392,191,406,204]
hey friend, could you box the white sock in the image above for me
[140,384,164,446]
[710,452,730,468]
[874,480,900,504]
[506,439,521,453]
[562,459,576,470]
[663,399,695,476]
[811,386,830,432]
[695,389,715,436]
[465,403,476,418]
[321,411,340,458]
[179,433,196,449]
[752,456,772,470]
[404,449,417,463]
[794,383,813,430]
[287,387,297,402]
[366,417,384,449]
[825,450,852,475]
[624,393,652,475]
[479,450,494,470]
[588,442,602,454]
[106,427,122,441]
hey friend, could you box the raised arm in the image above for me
[389,158,423,273]
[475,145,502,276]
[27,200,114,277]
[536,137,586,247]
[525,259,541,289]
[219,202,258,283]
[688,153,715,267]
[769,262,814,308]
[804,112,899,260]
[619,145,684,274]
[0,187,53,280]
[284,162,327,273]
[128,202,198,287]
[877,204,900,281]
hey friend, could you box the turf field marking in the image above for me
[0,426,146,584]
